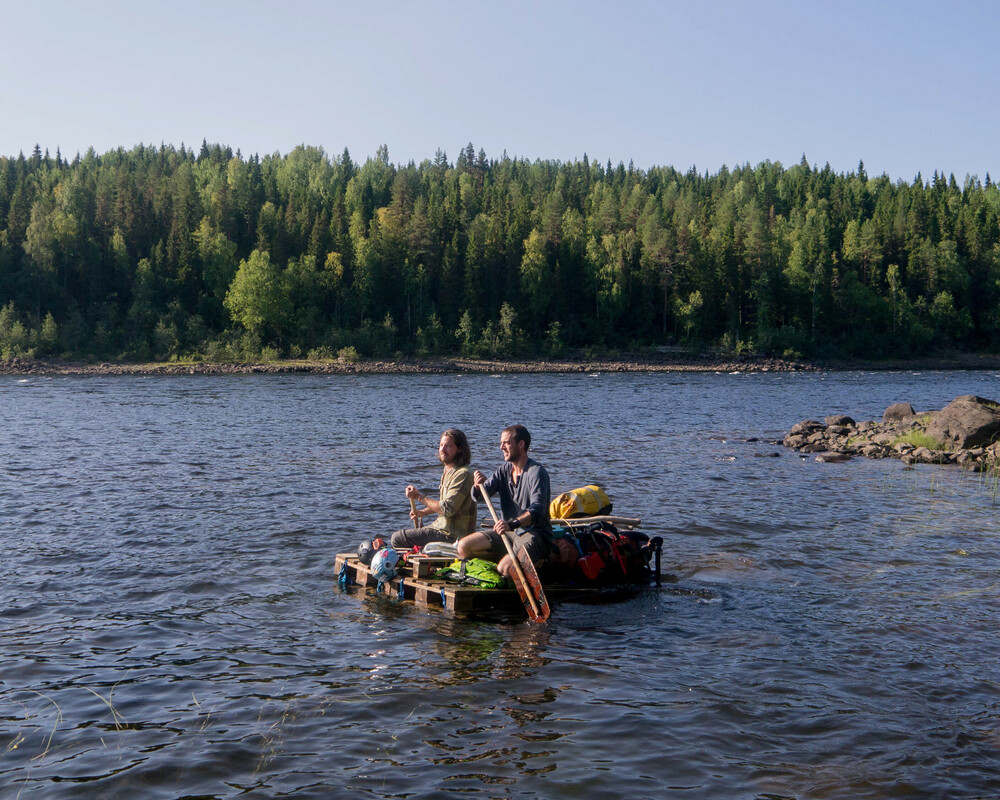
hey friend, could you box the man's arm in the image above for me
[405,484,434,518]
[409,485,447,516]
[472,467,502,500]
[475,467,514,533]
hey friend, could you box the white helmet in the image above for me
[370,548,400,582]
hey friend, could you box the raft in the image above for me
[334,515,662,617]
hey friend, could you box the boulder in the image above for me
[790,419,826,436]
[783,434,807,449]
[825,414,856,427]
[926,395,1000,449]
[883,402,915,423]
[815,452,852,463]
[911,446,950,465]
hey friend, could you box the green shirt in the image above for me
[428,465,477,538]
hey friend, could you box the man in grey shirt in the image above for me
[458,424,552,576]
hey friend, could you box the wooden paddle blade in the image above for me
[483,489,550,622]
[514,546,551,623]
[507,564,549,624]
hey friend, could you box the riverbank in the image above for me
[2,351,999,377]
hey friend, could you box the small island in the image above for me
[784,394,1000,473]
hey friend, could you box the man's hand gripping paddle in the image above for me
[480,487,550,623]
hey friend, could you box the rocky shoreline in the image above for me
[784,395,1000,474]
[3,350,1000,377]
[0,353,814,377]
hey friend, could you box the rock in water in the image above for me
[789,419,826,436]
[815,452,853,463]
[882,402,915,423]
[926,395,1000,449]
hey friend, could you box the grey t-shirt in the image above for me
[482,458,552,541]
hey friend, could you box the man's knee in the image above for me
[457,532,488,559]
[456,535,475,558]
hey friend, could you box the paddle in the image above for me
[479,486,550,623]
[409,495,419,529]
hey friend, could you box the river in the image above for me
[2,369,1000,799]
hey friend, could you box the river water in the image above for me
[3,369,1000,799]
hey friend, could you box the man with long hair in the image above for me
[389,429,477,549]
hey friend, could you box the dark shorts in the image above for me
[483,529,552,566]
[390,526,455,549]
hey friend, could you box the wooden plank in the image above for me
[438,584,523,613]
[409,556,454,579]
[413,583,441,607]
[441,586,468,613]
[439,586,458,612]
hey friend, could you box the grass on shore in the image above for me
[891,430,952,451]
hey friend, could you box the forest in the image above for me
[1,141,998,363]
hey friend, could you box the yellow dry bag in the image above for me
[549,485,612,519]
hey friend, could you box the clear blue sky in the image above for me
[3,0,997,182]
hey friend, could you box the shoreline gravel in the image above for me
[2,352,999,377]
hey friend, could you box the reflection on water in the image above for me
[3,370,1000,798]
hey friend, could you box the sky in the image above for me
[3,0,997,182]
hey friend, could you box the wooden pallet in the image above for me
[334,553,525,614]
[334,548,658,616]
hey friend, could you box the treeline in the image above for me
[1,140,999,362]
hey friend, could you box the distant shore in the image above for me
[3,351,1000,377]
